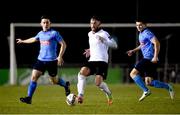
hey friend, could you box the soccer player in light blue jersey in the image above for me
[16,15,70,104]
[126,20,174,101]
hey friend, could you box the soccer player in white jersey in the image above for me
[76,16,117,105]
[127,20,174,101]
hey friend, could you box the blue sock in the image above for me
[27,81,37,98]
[150,80,169,90]
[58,78,66,88]
[133,75,149,92]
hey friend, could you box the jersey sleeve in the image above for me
[146,30,155,40]
[55,31,63,42]
[103,31,118,49]
[34,31,41,40]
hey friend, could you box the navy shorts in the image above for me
[135,58,158,78]
[83,61,108,80]
[33,60,58,77]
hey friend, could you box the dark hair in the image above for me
[135,18,147,24]
[91,15,101,22]
[41,15,50,20]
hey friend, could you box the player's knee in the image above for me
[130,71,135,78]
[95,79,100,86]
[145,81,151,86]
[80,67,90,76]
[95,82,101,86]
[31,76,38,82]
[49,78,58,84]
[130,69,138,78]
[145,77,153,86]
[95,76,102,86]
[31,70,41,82]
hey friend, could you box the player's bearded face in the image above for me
[90,19,101,32]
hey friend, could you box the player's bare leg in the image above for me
[95,75,113,105]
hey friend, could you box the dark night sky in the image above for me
[1,0,180,68]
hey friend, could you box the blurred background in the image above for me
[1,0,180,85]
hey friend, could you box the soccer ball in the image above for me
[66,93,76,106]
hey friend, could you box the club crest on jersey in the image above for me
[40,40,50,45]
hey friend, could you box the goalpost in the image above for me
[9,23,180,85]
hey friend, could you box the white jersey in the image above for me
[88,29,117,63]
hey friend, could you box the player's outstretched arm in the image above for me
[106,38,118,49]
[16,38,37,44]
[98,35,118,49]
[126,45,141,56]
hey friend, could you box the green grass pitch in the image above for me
[0,84,179,114]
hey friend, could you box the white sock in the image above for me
[77,72,86,97]
[99,82,111,95]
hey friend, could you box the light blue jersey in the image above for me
[139,28,155,60]
[34,29,63,61]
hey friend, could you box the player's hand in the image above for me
[126,50,134,56]
[151,57,158,63]
[83,49,90,58]
[16,39,23,44]
[57,57,64,66]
